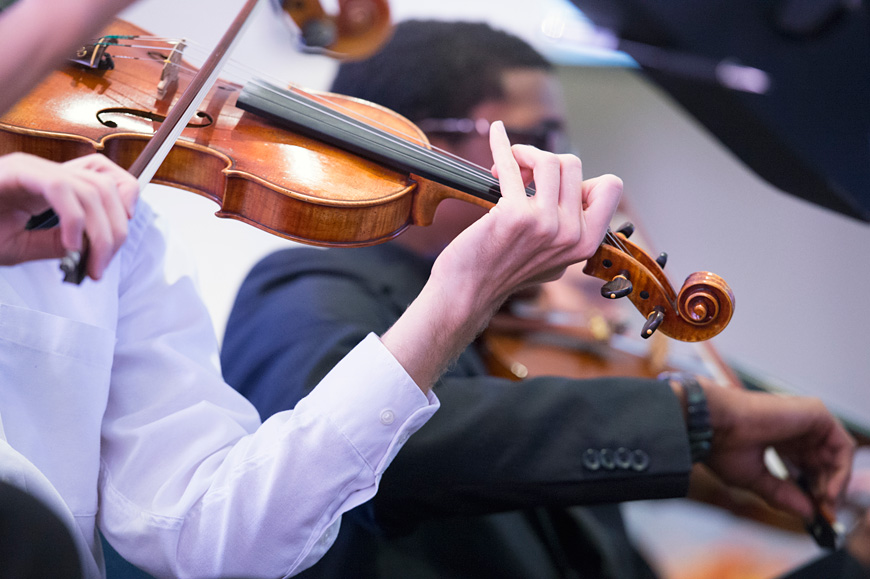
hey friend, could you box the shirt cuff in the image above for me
[295,333,439,476]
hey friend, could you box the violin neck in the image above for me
[237,80,503,205]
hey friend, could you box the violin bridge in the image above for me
[157,40,187,99]
[70,35,119,70]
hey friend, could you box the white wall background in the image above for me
[558,65,870,429]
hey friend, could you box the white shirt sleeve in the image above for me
[98,208,438,579]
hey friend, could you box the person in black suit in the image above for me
[221,20,861,579]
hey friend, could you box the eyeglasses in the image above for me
[416,117,570,154]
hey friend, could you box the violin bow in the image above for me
[57,0,264,284]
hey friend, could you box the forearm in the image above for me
[0,0,135,114]
[380,270,505,394]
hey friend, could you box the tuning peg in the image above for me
[655,252,668,269]
[601,274,632,299]
[615,222,635,238]
[641,307,665,339]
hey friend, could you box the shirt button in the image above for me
[582,448,600,471]
[319,530,331,546]
[380,409,395,425]
[319,521,339,546]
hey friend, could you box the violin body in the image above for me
[0,20,460,247]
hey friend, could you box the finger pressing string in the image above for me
[488,121,525,201]
[508,144,562,211]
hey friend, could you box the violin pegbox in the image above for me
[583,222,735,342]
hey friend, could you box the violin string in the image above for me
[606,230,628,252]
[238,79,637,258]
[98,37,614,220]
[233,80,507,194]
[269,82,517,191]
[105,36,634,258]
[110,37,511,193]
[223,73,637,253]
[114,38,531,203]
[110,37,495,176]
[241,76,514,189]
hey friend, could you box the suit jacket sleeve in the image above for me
[221,246,693,534]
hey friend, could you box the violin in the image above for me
[0,8,733,342]
[280,0,392,59]
[480,268,669,382]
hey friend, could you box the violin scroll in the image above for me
[582,224,734,342]
[676,271,734,327]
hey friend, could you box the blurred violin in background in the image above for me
[277,0,392,59]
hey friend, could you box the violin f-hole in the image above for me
[96,108,213,129]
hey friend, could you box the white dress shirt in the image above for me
[0,201,438,579]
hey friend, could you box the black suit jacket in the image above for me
[221,243,690,579]
[220,243,866,579]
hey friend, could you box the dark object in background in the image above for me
[570,0,870,222]
[0,481,83,579]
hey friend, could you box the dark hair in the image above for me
[330,20,552,123]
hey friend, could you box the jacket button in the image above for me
[615,447,632,469]
[582,448,601,471]
[631,449,650,471]
[600,448,615,470]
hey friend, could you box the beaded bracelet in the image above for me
[659,372,713,463]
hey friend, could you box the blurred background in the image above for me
[117,1,870,576]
